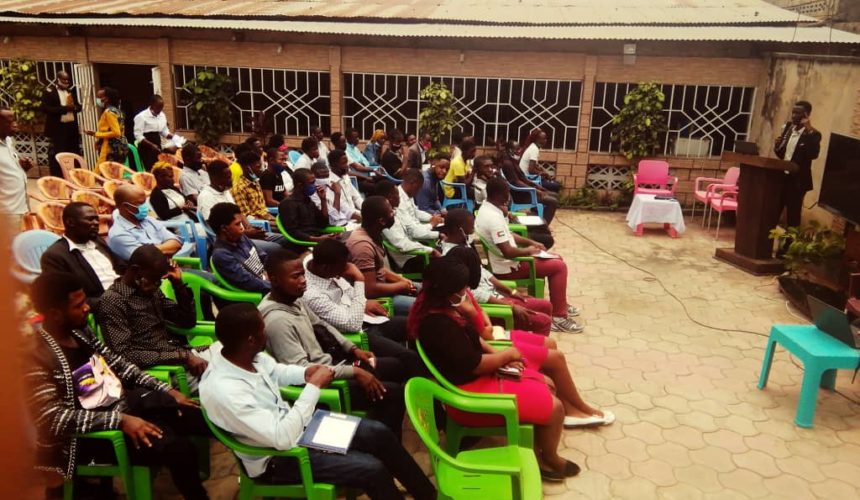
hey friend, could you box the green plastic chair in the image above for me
[276,215,346,248]
[480,303,514,330]
[415,341,534,454]
[209,257,250,293]
[477,234,545,298]
[381,239,431,281]
[405,378,541,500]
[127,143,145,172]
[63,430,153,500]
[201,409,338,500]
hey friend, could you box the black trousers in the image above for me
[778,176,808,255]
[528,226,555,250]
[48,123,81,177]
[139,132,162,171]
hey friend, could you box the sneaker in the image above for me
[567,304,581,317]
[552,316,584,333]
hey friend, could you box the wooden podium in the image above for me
[714,151,797,275]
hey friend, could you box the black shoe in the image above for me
[540,460,580,482]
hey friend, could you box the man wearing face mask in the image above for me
[310,160,359,229]
[278,167,338,247]
[107,184,182,262]
[41,70,82,178]
[98,244,211,387]
[233,150,276,222]
[179,143,210,204]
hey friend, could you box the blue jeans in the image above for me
[260,419,435,500]
[251,232,289,254]
[391,294,416,317]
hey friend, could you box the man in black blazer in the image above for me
[41,202,120,310]
[773,100,821,255]
[40,71,82,178]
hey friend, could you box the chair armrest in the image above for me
[480,304,514,330]
[146,364,191,395]
[173,256,202,269]
[280,385,344,413]
[266,207,279,216]
[694,176,723,192]
[669,176,679,193]
[342,331,370,351]
[431,384,522,448]
[323,226,346,234]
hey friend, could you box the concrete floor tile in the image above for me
[609,476,658,499]
[718,469,770,498]
[586,453,633,480]
[630,459,677,487]
[820,462,860,488]
[775,455,827,482]
[605,436,650,462]
[657,482,706,500]
[647,441,694,468]
[663,425,707,450]
[744,433,792,459]
[763,474,817,500]
[676,464,723,493]
[810,478,859,499]
[689,446,737,473]
[639,407,681,429]
[732,449,782,478]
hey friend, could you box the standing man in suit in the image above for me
[41,71,82,178]
[773,100,821,256]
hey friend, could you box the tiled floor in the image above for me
[146,209,860,499]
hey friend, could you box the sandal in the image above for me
[540,460,581,482]
[564,410,615,429]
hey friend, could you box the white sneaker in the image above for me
[567,304,581,317]
[552,316,584,333]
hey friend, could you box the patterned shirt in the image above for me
[96,277,201,368]
[303,264,367,332]
[233,174,269,219]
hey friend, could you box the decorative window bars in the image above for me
[343,73,582,150]
[172,65,331,138]
[0,60,74,176]
[586,165,631,191]
[589,82,755,157]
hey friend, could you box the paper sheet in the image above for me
[492,326,509,340]
[311,415,359,449]
[535,250,560,259]
[516,215,546,226]
[363,314,390,325]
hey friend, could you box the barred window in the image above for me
[589,82,755,157]
[343,73,581,150]
[0,60,73,107]
[172,65,331,138]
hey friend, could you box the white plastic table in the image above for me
[625,194,686,238]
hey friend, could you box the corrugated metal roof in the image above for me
[0,0,819,25]
[2,14,858,44]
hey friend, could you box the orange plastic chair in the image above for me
[131,172,156,195]
[67,168,109,192]
[55,152,87,180]
[36,202,68,234]
[158,152,180,167]
[102,180,126,201]
[70,191,114,236]
[36,176,76,201]
[199,144,232,163]
[171,166,183,188]
[98,161,136,181]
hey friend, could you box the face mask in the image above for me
[450,292,467,307]
[95,98,104,108]
[315,178,331,187]
[304,184,317,197]
[125,202,149,221]
[248,173,259,182]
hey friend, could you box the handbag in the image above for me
[71,354,124,410]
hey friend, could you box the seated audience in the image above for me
[472,155,497,206]
[200,303,436,500]
[228,140,256,185]
[410,257,613,482]
[450,130,464,160]
[278,167,337,244]
[519,128,562,193]
[407,131,431,169]
[209,202,270,294]
[199,160,287,254]
[41,202,119,309]
[258,249,407,435]
[294,136,318,171]
[442,208,567,334]
[179,143,210,204]
[397,169,443,240]
[346,196,419,317]
[379,130,408,179]
[443,138,477,199]
[376,180,440,274]
[363,128,386,166]
[311,160,359,228]
[475,178,580,331]
[415,155,449,215]
[97,245,210,382]
[312,126,330,165]
[345,128,376,177]
[328,148,364,216]
[233,150,275,222]
[27,272,208,500]
[150,161,196,222]
[260,146,289,205]
[499,141,558,225]
[108,184,181,261]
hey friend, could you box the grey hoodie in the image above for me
[258,294,357,379]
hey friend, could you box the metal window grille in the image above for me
[589,82,755,157]
[343,73,581,150]
[586,165,631,190]
[172,65,331,138]
[0,60,75,176]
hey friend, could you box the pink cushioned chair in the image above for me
[692,167,739,224]
[708,189,738,240]
[634,160,677,197]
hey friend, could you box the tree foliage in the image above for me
[182,70,234,146]
[0,60,44,130]
[419,82,457,157]
[610,81,667,165]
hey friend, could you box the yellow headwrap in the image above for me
[370,129,386,142]
[150,161,173,173]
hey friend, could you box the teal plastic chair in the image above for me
[127,143,145,172]
[758,323,860,428]
[201,409,338,500]
[12,229,60,283]
[275,214,346,248]
[477,234,544,299]
[405,378,541,500]
[416,341,534,454]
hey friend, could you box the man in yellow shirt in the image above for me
[443,138,477,199]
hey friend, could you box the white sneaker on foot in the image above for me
[552,316,584,333]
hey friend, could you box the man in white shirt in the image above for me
[475,177,582,332]
[396,169,443,242]
[133,95,174,171]
[294,137,318,171]
[311,126,330,166]
[200,303,435,499]
[328,149,363,215]
[376,180,440,273]
[310,161,359,229]
[0,108,32,234]
[178,143,210,204]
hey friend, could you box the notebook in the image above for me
[516,215,546,226]
[297,409,361,454]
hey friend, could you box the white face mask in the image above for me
[314,178,331,187]
[450,292,468,307]
[460,228,475,246]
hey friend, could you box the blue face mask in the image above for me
[304,184,317,197]
[125,202,150,221]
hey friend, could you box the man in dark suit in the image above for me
[40,71,82,178]
[41,202,120,310]
[773,100,821,256]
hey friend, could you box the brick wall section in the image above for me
[2,35,754,205]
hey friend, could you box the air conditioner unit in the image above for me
[673,137,712,157]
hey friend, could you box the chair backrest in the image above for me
[68,168,103,190]
[12,230,61,273]
[477,233,505,259]
[288,150,302,165]
[723,166,740,186]
[55,152,86,180]
[36,202,67,233]
[131,172,156,194]
[209,258,245,293]
[102,180,125,201]
[71,190,115,214]
[37,176,74,200]
[99,161,134,181]
[404,378,447,461]
[196,209,216,238]
[636,160,670,184]
[158,152,180,167]
[126,143,144,172]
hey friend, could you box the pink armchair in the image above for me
[708,188,738,240]
[693,167,739,224]
[634,160,678,197]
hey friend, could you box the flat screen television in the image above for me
[818,133,860,225]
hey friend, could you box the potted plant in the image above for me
[769,221,847,314]
[0,59,45,134]
[418,82,457,157]
[610,81,668,166]
[181,69,234,146]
